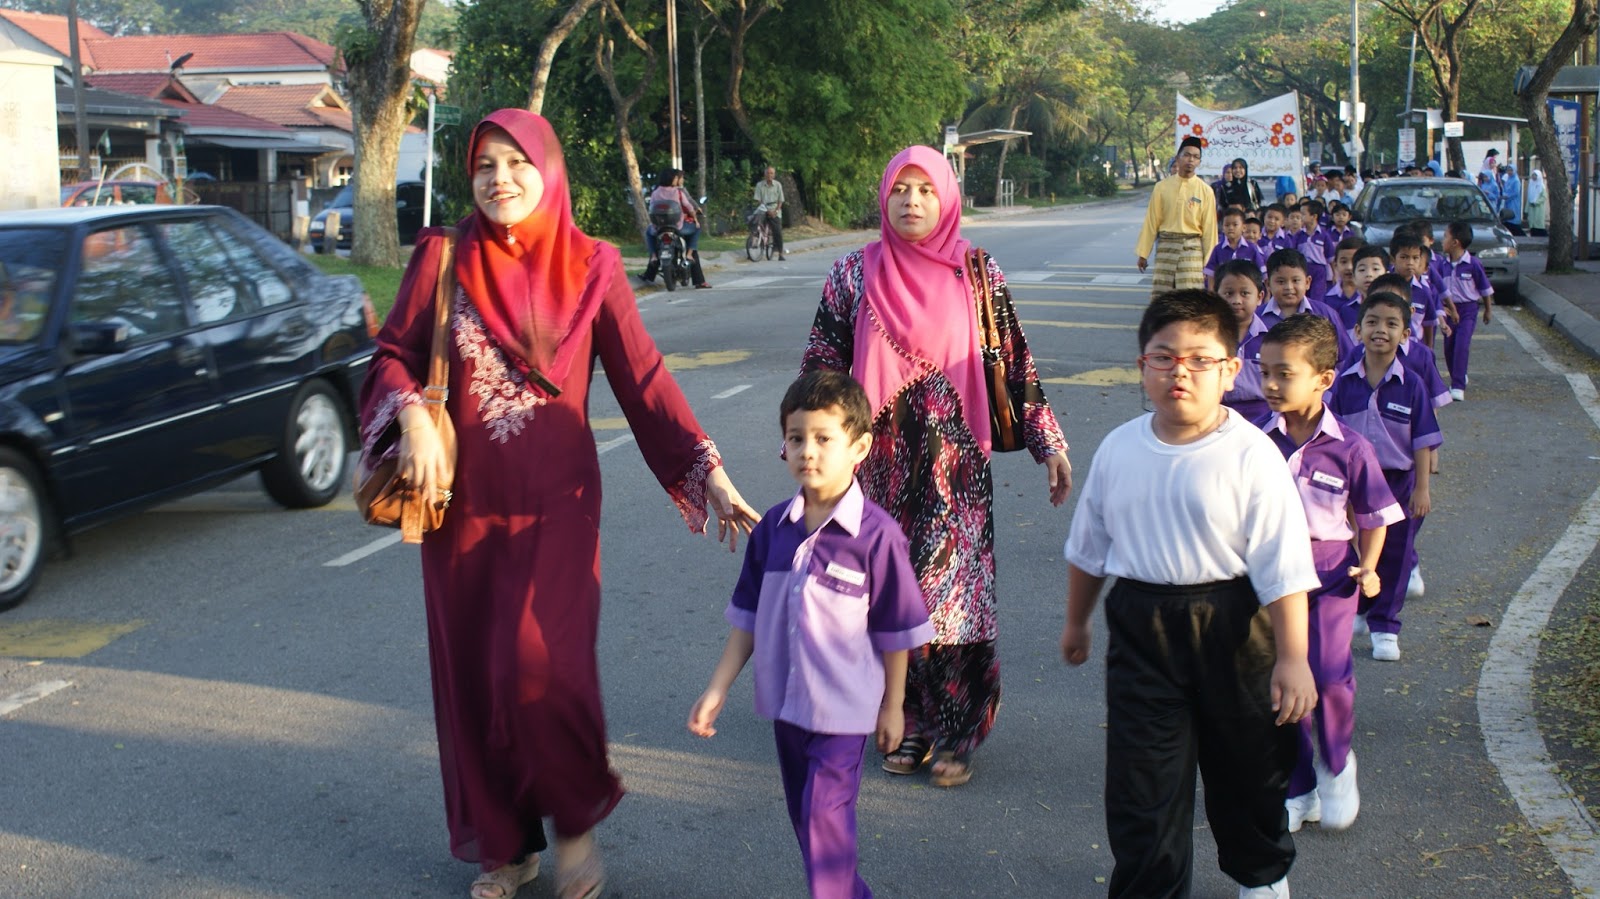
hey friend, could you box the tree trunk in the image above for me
[593,1,657,237]
[994,105,1021,206]
[347,0,428,268]
[1518,0,1599,270]
[526,0,604,114]
[694,24,711,200]
[698,0,773,159]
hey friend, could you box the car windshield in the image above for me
[1366,184,1496,224]
[329,185,355,208]
[0,229,63,343]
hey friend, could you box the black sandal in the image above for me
[882,735,932,775]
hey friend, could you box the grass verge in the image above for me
[310,254,405,319]
[1533,554,1600,823]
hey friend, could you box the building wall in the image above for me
[0,52,63,209]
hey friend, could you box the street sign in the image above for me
[1426,108,1444,129]
[434,104,462,126]
[1339,101,1367,124]
[1397,128,1416,165]
[1443,121,1464,138]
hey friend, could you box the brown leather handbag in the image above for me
[971,247,1027,453]
[355,231,458,543]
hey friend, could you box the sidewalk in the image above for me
[1510,236,1600,358]
[628,191,1147,288]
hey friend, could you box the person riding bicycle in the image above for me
[642,167,710,288]
[752,166,786,260]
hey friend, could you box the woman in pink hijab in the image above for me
[800,146,1072,786]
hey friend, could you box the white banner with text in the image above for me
[1175,93,1304,189]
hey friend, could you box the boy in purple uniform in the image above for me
[1290,204,1331,301]
[1325,201,1356,246]
[690,371,935,899]
[1368,273,1451,410]
[1063,289,1319,899]
[1389,232,1443,347]
[1257,315,1404,833]
[1218,258,1271,420]
[1438,221,1494,401]
[1259,203,1295,254]
[1259,249,1356,359]
[1206,208,1268,289]
[1329,293,1442,661]
[1325,237,1366,328]
[1244,216,1265,245]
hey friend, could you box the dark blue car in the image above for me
[0,205,377,609]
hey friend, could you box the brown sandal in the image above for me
[470,855,539,899]
[556,846,606,899]
[929,750,974,788]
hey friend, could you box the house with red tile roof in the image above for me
[0,9,108,67]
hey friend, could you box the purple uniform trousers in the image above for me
[774,720,873,899]
[1359,468,1418,636]
[1443,301,1479,391]
[1289,541,1360,798]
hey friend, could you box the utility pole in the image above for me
[68,0,90,182]
[666,0,681,169]
[423,89,436,228]
[1349,0,1361,172]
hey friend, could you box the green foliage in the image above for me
[2,0,173,34]
[1078,165,1117,196]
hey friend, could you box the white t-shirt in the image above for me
[1064,409,1322,605]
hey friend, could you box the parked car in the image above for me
[309,181,430,251]
[0,205,379,609]
[60,180,176,207]
[1349,177,1521,301]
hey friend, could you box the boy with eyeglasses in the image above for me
[1062,290,1320,899]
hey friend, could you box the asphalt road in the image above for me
[2,197,1595,898]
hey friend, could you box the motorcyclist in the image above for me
[641,168,710,288]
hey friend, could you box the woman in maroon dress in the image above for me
[358,109,758,899]
[801,145,1071,787]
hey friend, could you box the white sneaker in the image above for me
[1372,632,1401,661]
[1352,614,1370,637]
[1286,790,1321,832]
[1450,388,1465,402]
[1315,750,1360,830]
[1240,877,1291,899]
[1407,567,1425,600]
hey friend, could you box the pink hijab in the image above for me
[455,109,613,396]
[854,146,991,453]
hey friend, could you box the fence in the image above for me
[191,182,296,241]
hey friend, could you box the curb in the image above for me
[1519,276,1600,361]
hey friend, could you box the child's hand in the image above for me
[1440,318,1453,338]
[1445,303,1461,325]
[687,689,727,738]
[875,704,905,754]
[1270,657,1318,726]
[1410,486,1431,519]
[1061,620,1092,666]
[1482,302,1492,324]
[1348,566,1381,599]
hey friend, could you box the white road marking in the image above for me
[713,384,752,399]
[1004,271,1056,283]
[1090,274,1148,285]
[715,277,783,289]
[324,532,405,567]
[1478,311,1600,892]
[1021,320,1137,331]
[0,679,71,717]
[597,434,636,455]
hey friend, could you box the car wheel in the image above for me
[1498,278,1521,306]
[0,448,48,611]
[261,380,351,509]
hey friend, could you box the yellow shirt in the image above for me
[1135,175,1217,260]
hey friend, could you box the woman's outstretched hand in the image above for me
[706,467,761,552]
[1044,453,1073,507]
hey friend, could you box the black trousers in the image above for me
[768,211,785,252]
[1103,577,1297,899]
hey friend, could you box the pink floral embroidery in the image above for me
[360,387,423,475]
[669,439,722,532]
[453,290,547,443]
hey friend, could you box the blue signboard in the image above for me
[1548,98,1581,188]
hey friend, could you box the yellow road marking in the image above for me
[591,417,629,430]
[0,619,145,659]
[1043,367,1142,387]
[663,350,752,370]
[1022,320,1137,330]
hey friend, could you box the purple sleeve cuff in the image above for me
[1432,390,1453,408]
[869,621,935,653]
[1414,431,1444,452]
[725,604,756,633]
[1356,502,1406,530]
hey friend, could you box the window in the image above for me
[0,229,64,343]
[160,220,253,324]
[73,226,186,340]
[211,219,293,307]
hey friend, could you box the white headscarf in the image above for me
[1527,169,1546,206]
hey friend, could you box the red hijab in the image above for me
[853,146,991,453]
[455,109,611,394]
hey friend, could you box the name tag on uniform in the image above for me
[1386,402,1412,415]
[825,562,866,586]
[1310,471,1346,490]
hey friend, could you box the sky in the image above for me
[1152,0,1232,25]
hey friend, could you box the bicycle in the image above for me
[745,205,775,261]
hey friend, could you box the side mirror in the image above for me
[71,321,130,355]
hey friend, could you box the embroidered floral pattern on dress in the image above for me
[360,388,424,472]
[669,438,723,532]
[453,290,547,443]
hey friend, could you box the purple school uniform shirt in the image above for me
[1426,252,1452,295]
[725,481,935,735]
[1440,251,1495,304]
[1327,288,1364,334]
[1261,408,1405,569]
[1408,277,1440,330]
[1204,238,1267,280]
[1258,295,1356,358]
[1328,355,1443,472]
[1224,315,1270,419]
[1337,339,1452,410]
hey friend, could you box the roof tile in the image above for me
[0,10,110,64]
[84,31,339,74]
